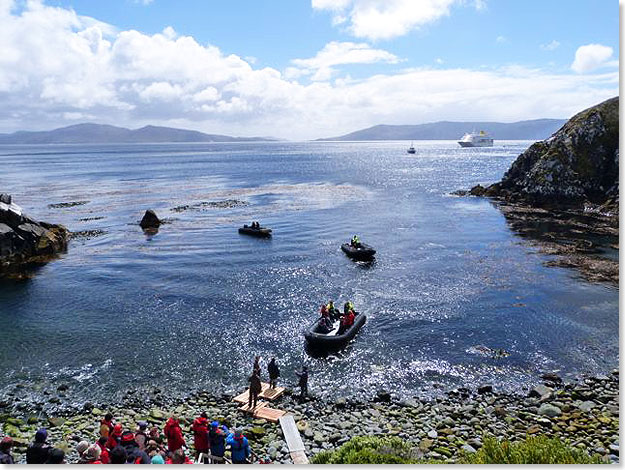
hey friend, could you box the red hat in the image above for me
[121,431,135,443]
[113,424,123,435]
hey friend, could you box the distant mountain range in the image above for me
[0,123,279,144]
[318,119,567,141]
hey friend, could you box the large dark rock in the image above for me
[140,209,161,229]
[468,97,619,211]
[0,195,68,278]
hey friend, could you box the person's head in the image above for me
[109,445,127,464]
[200,412,207,419]
[121,431,136,447]
[97,436,107,447]
[149,427,160,438]
[0,437,13,452]
[211,420,219,429]
[35,428,47,443]
[113,423,123,435]
[104,413,113,422]
[171,449,186,464]
[76,440,89,457]
[85,444,101,462]
[151,454,165,464]
[233,429,244,441]
[137,421,148,432]
[46,448,65,464]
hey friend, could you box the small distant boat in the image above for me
[238,224,272,238]
[304,312,366,352]
[407,142,416,154]
[341,242,376,260]
[458,130,494,147]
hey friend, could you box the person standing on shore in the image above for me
[106,423,123,450]
[248,370,262,410]
[135,421,148,451]
[253,355,261,378]
[208,421,227,464]
[268,357,280,389]
[0,437,14,464]
[26,428,51,464]
[163,415,186,453]
[97,437,110,464]
[296,365,309,400]
[226,429,251,464]
[191,412,210,460]
[99,413,114,439]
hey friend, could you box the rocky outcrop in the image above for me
[0,194,68,278]
[139,209,161,230]
[474,97,619,213]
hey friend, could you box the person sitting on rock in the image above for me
[26,428,51,464]
[191,413,210,460]
[99,413,115,439]
[226,429,251,464]
[163,416,186,453]
[0,437,14,464]
[268,357,280,389]
[208,421,228,463]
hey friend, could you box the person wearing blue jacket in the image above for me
[208,421,228,463]
[226,429,251,464]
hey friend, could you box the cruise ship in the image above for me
[457,130,494,147]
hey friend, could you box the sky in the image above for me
[0,0,619,139]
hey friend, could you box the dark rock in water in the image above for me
[541,372,563,384]
[477,384,493,394]
[0,195,68,278]
[374,390,392,403]
[140,210,161,229]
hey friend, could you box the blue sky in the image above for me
[0,0,619,139]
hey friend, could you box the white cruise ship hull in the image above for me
[458,140,493,148]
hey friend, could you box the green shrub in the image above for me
[458,436,606,464]
[311,436,420,464]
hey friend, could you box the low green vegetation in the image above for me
[311,436,421,464]
[311,435,607,464]
[460,436,606,464]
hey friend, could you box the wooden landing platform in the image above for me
[233,382,285,404]
[238,401,286,423]
[279,414,309,464]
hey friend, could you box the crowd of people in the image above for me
[0,411,255,465]
[317,300,356,335]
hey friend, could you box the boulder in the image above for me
[140,210,161,229]
[477,384,493,394]
[528,384,552,399]
[537,403,562,418]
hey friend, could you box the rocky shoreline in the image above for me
[0,371,618,464]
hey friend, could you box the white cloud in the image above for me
[540,40,560,51]
[312,0,465,41]
[290,41,400,81]
[571,44,615,73]
[496,35,506,43]
[0,1,617,140]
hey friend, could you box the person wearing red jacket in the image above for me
[163,416,186,453]
[106,424,123,450]
[96,437,110,464]
[190,413,209,460]
[338,310,355,335]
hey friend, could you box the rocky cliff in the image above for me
[0,194,68,278]
[473,97,619,212]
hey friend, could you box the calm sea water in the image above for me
[0,141,618,405]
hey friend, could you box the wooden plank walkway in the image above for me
[237,401,286,423]
[233,382,285,404]
[279,414,309,464]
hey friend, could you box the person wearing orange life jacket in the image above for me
[99,413,115,439]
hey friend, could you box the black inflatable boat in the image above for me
[304,313,366,352]
[341,242,376,260]
[238,225,272,238]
